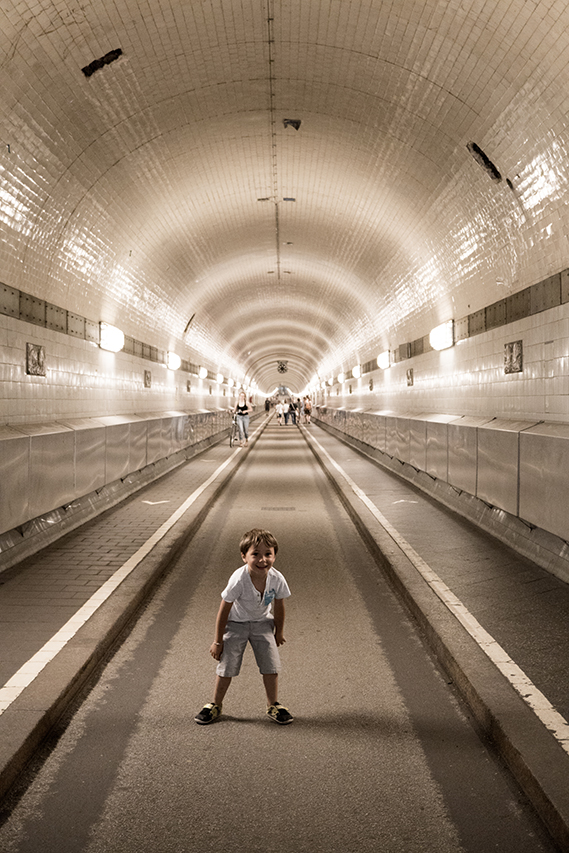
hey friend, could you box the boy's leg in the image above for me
[264,673,293,724]
[213,675,232,706]
[250,622,293,724]
[262,673,278,706]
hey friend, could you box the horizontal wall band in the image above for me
[3,268,569,379]
[0,282,201,376]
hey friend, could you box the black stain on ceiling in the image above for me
[82,48,123,77]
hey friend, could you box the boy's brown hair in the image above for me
[240,528,279,555]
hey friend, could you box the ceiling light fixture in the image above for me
[99,322,124,353]
[167,352,181,371]
[429,320,455,351]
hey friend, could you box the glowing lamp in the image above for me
[429,320,454,351]
[99,322,124,352]
[199,366,208,379]
[167,352,181,371]
[377,351,390,370]
[352,364,361,379]
[337,372,345,384]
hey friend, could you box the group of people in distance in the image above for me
[275,396,312,426]
[231,392,314,447]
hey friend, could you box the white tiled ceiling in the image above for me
[2,0,569,390]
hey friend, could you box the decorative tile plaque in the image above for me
[26,343,46,376]
[504,340,523,374]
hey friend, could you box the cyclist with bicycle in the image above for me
[232,390,252,446]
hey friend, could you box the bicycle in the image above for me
[229,413,240,447]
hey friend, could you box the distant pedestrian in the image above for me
[232,390,251,446]
[276,400,284,425]
[304,397,312,424]
[194,528,293,726]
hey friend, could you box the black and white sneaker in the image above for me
[194,702,222,725]
[267,702,293,725]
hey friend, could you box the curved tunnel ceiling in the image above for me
[2,0,569,392]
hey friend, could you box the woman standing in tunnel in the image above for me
[233,390,252,446]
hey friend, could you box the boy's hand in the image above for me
[274,632,286,647]
[210,641,223,660]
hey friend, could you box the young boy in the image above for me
[194,528,293,725]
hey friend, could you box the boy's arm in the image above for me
[273,597,286,646]
[210,600,233,660]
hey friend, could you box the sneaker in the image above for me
[194,702,222,725]
[267,702,293,725]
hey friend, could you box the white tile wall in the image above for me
[318,301,569,423]
[0,315,239,424]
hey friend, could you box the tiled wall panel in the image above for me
[476,419,540,516]
[315,408,569,543]
[24,425,76,519]
[0,428,30,533]
[447,417,490,496]
[0,409,232,536]
[519,424,569,542]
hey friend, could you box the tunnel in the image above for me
[2,0,569,573]
[1,2,569,851]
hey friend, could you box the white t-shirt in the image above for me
[221,565,291,622]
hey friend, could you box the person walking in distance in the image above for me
[232,390,251,446]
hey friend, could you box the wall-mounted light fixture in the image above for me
[217,373,224,384]
[327,377,333,386]
[429,320,454,351]
[377,351,390,370]
[199,366,208,379]
[337,372,345,384]
[167,351,181,370]
[228,378,234,388]
[99,322,124,352]
[352,364,361,379]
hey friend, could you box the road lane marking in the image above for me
[309,432,569,754]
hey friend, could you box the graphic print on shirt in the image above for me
[264,588,276,606]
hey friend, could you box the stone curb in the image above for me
[301,424,569,853]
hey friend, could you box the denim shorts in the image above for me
[216,619,281,677]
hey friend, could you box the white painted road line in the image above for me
[0,436,250,715]
[310,433,569,755]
